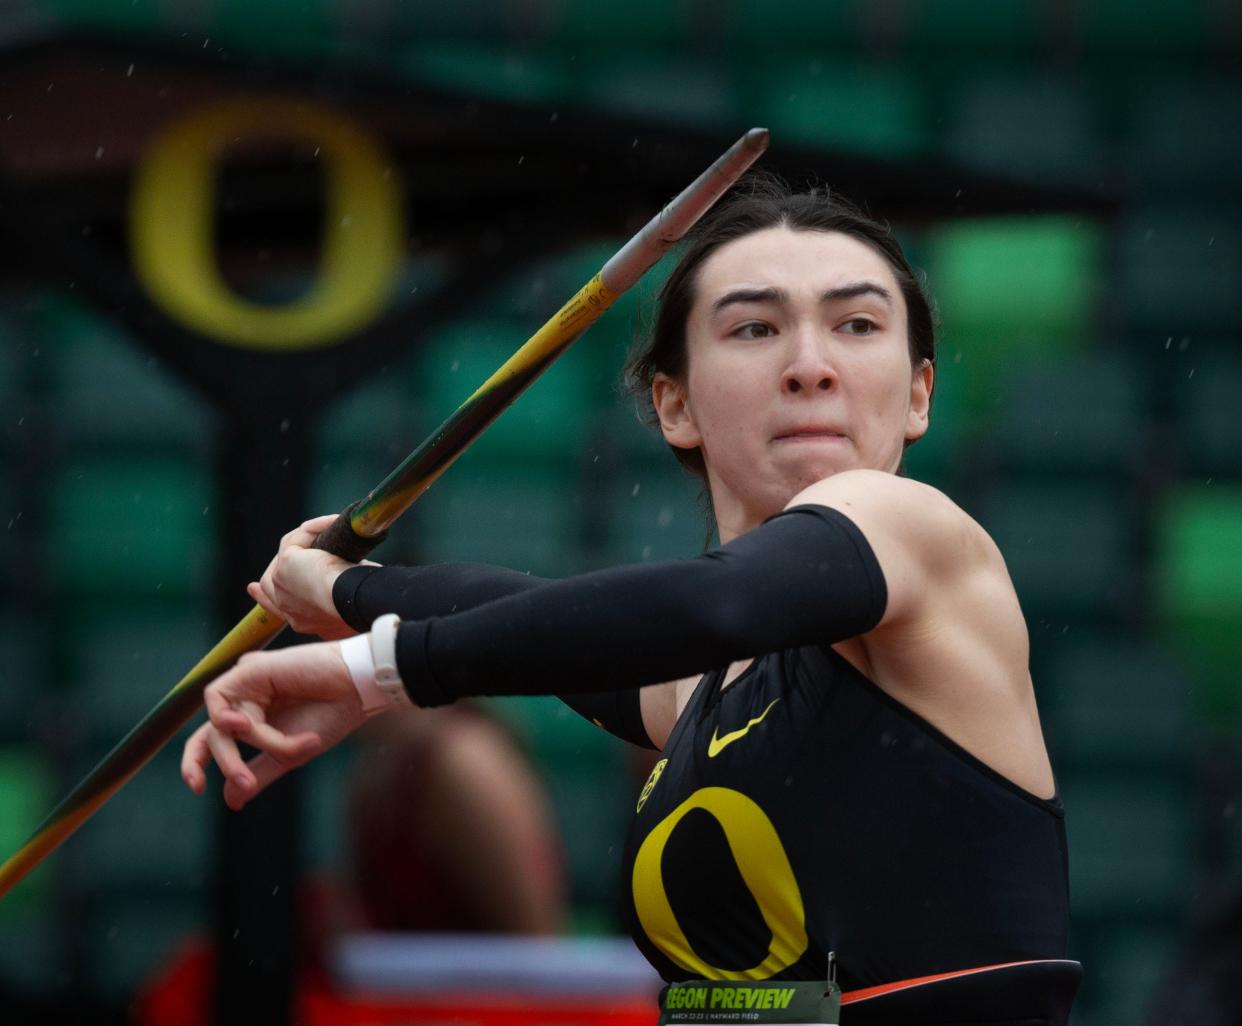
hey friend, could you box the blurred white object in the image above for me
[332,932,663,996]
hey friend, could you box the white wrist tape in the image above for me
[339,633,393,715]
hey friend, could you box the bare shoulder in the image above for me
[789,470,1009,626]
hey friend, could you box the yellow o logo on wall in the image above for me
[632,786,808,980]
[129,97,403,351]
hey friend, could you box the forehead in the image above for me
[692,225,903,309]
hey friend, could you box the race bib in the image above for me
[659,978,840,1026]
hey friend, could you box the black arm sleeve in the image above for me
[332,563,656,748]
[394,505,887,709]
[333,562,548,631]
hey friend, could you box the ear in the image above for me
[905,360,934,444]
[652,372,703,451]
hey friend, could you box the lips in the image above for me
[773,424,846,441]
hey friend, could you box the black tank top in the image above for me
[620,644,1069,991]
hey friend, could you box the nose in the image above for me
[782,328,837,395]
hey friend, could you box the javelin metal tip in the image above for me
[743,127,770,150]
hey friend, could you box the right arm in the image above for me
[253,516,663,748]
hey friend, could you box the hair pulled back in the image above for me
[625,172,937,477]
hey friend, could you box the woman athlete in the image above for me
[180,178,1079,1022]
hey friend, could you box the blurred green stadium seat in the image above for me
[977,481,1135,620]
[320,377,422,461]
[69,748,208,893]
[0,747,54,968]
[0,307,18,407]
[71,602,214,742]
[906,0,1041,53]
[50,456,216,597]
[1174,352,1242,475]
[210,0,334,56]
[1080,0,1210,55]
[0,918,57,993]
[944,75,1101,185]
[1118,207,1242,336]
[0,613,41,739]
[1041,635,1191,769]
[991,352,1144,474]
[746,61,928,159]
[1062,776,1190,918]
[0,463,15,576]
[1129,82,1242,197]
[1086,927,1180,1025]
[724,0,863,49]
[929,218,1100,416]
[488,695,632,915]
[412,461,585,575]
[546,0,693,49]
[1156,486,1242,721]
[41,297,214,452]
[85,893,202,1001]
[931,218,1102,336]
[492,240,648,397]
[580,59,738,127]
[399,44,575,105]
[417,317,598,467]
[314,375,427,523]
[606,462,707,564]
[302,744,358,874]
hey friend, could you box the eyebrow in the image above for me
[710,281,894,315]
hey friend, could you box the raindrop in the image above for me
[631,483,641,497]
[127,63,134,77]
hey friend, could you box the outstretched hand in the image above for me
[248,514,374,640]
[181,641,369,811]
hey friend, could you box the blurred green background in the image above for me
[1,1,1240,1024]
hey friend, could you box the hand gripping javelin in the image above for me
[0,127,770,899]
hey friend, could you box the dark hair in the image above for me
[626,172,937,478]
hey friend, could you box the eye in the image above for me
[839,317,877,336]
[733,321,774,339]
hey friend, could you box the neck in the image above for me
[706,476,769,545]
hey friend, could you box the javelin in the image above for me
[0,127,770,899]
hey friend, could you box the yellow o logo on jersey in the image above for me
[129,97,403,350]
[636,759,668,813]
[631,786,807,980]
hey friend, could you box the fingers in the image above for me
[207,725,255,806]
[222,751,300,811]
[226,706,322,764]
[182,714,321,810]
[181,722,213,794]
[189,644,359,808]
[300,513,338,534]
